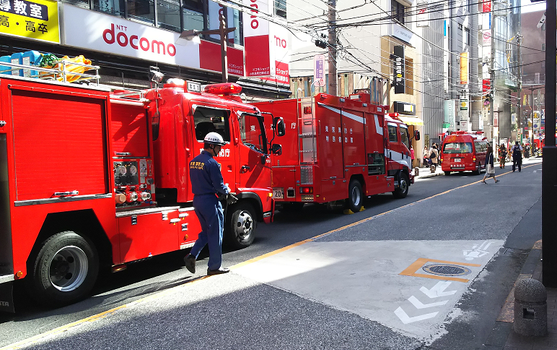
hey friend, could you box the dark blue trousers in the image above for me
[190,194,224,271]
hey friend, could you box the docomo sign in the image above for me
[103,23,177,57]
[249,0,260,30]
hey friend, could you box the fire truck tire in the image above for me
[472,163,481,175]
[27,231,99,307]
[347,180,364,212]
[225,202,257,249]
[393,173,409,198]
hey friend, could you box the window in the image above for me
[464,28,470,45]
[158,0,181,31]
[239,113,266,154]
[391,0,405,24]
[399,127,410,149]
[183,8,204,31]
[388,125,398,142]
[193,107,230,143]
[275,0,286,19]
[93,0,125,15]
[127,0,155,24]
[443,142,473,154]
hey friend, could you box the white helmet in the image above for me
[204,132,226,146]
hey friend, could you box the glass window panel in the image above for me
[275,0,286,19]
[64,0,90,10]
[183,8,204,31]
[93,0,125,16]
[127,0,155,24]
[157,0,181,32]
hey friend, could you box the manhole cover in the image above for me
[422,264,472,277]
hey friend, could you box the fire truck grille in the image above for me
[301,166,313,185]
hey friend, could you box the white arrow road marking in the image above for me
[420,281,457,298]
[463,240,492,260]
[395,307,438,324]
[407,295,449,309]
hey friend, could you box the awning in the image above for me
[398,116,424,126]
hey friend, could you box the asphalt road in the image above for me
[0,158,543,350]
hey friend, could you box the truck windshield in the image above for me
[443,142,473,154]
[239,113,266,154]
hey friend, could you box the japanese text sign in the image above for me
[0,0,59,43]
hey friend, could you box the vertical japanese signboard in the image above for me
[314,54,325,87]
[393,45,405,94]
[243,0,270,77]
[460,52,468,84]
[0,0,59,43]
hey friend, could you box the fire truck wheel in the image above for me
[347,180,364,213]
[225,202,257,249]
[472,163,481,175]
[27,231,99,307]
[393,173,409,198]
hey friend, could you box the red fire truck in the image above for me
[0,71,284,312]
[253,92,419,213]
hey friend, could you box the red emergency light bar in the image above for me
[204,83,242,95]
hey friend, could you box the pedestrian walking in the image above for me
[410,145,415,167]
[524,143,531,159]
[482,145,499,184]
[511,141,523,172]
[498,144,507,169]
[423,146,429,167]
[184,132,237,276]
[429,144,439,173]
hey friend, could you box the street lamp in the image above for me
[177,15,235,83]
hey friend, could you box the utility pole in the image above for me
[542,0,557,287]
[517,33,522,142]
[327,0,337,96]
[489,5,496,145]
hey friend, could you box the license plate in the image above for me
[273,188,284,199]
[454,158,461,162]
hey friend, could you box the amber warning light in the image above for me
[204,83,242,95]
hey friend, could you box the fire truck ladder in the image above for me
[298,98,317,185]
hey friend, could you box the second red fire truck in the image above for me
[253,92,419,213]
[0,68,284,312]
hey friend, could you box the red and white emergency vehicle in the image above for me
[253,93,419,213]
[440,131,488,175]
[0,70,284,312]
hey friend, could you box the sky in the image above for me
[521,0,546,14]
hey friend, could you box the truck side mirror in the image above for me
[414,130,420,141]
[274,117,286,137]
[271,143,282,155]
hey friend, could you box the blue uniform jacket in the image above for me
[189,150,229,196]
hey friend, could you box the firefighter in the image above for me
[184,132,237,275]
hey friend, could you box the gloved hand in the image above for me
[226,193,238,205]
[217,193,227,201]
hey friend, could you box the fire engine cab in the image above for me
[253,92,418,213]
[0,68,284,312]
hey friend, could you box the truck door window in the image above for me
[388,125,398,142]
[399,127,410,149]
[193,106,230,142]
[239,113,265,154]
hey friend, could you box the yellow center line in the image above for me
[3,162,541,349]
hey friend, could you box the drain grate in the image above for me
[422,263,472,277]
